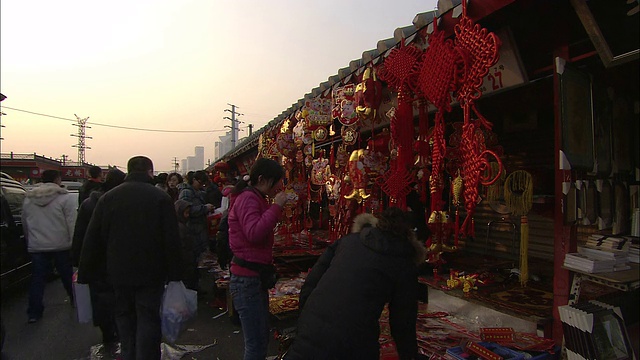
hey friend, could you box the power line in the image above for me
[0,106,227,133]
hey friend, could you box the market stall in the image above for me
[208,0,639,353]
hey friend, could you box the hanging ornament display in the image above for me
[302,97,332,130]
[377,39,423,209]
[292,119,306,148]
[453,2,504,237]
[335,143,349,171]
[311,150,330,186]
[412,21,460,214]
[341,125,359,146]
[426,210,456,264]
[276,132,296,159]
[312,126,328,142]
[325,174,341,202]
[332,84,359,126]
[355,66,383,121]
[365,128,392,157]
[343,149,370,203]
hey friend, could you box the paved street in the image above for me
[0,271,297,360]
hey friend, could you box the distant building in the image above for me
[194,146,204,170]
[181,159,188,174]
[186,156,196,172]
[215,131,233,161]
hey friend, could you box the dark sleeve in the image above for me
[180,188,208,217]
[161,196,182,282]
[77,197,107,284]
[298,238,341,310]
[211,187,222,208]
[389,266,419,359]
[77,186,86,206]
[71,202,91,267]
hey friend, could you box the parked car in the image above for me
[0,176,30,291]
[61,181,83,192]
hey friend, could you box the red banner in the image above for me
[61,167,86,179]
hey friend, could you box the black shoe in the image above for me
[28,317,40,324]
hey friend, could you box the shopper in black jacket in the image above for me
[286,207,426,360]
[78,165,103,206]
[71,168,125,347]
[78,156,181,360]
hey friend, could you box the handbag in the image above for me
[232,256,277,290]
[72,271,92,324]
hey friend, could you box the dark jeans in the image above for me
[113,284,165,360]
[229,274,270,360]
[27,250,73,319]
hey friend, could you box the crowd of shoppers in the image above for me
[19,155,426,360]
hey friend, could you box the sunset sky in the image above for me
[1,0,437,172]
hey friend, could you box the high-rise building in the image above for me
[181,159,188,174]
[214,141,222,160]
[187,156,196,172]
[194,146,204,170]
[215,131,233,161]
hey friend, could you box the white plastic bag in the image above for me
[72,271,93,324]
[161,281,197,344]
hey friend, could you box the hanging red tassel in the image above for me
[394,92,415,169]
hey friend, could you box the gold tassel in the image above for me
[504,171,533,287]
[486,162,505,202]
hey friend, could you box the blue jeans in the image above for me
[113,284,165,360]
[27,250,73,319]
[230,274,270,360]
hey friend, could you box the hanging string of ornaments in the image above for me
[251,0,507,260]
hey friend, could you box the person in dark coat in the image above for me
[78,165,103,206]
[175,199,198,291]
[204,175,223,209]
[71,168,126,346]
[285,207,426,360]
[78,156,181,360]
[166,172,183,202]
[179,170,214,259]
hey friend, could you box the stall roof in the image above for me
[216,2,466,164]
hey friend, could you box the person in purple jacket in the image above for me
[228,158,289,360]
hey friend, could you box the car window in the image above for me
[1,186,26,217]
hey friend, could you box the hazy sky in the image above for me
[1,0,437,172]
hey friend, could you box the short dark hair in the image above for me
[41,170,61,183]
[377,207,414,240]
[88,165,102,178]
[232,158,283,194]
[155,172,168,185]
[127,156,153,173]
[168,172,183,183]
[194,170,209,184]
[103,169,126,192]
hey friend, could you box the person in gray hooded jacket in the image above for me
[22,169,78,323]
